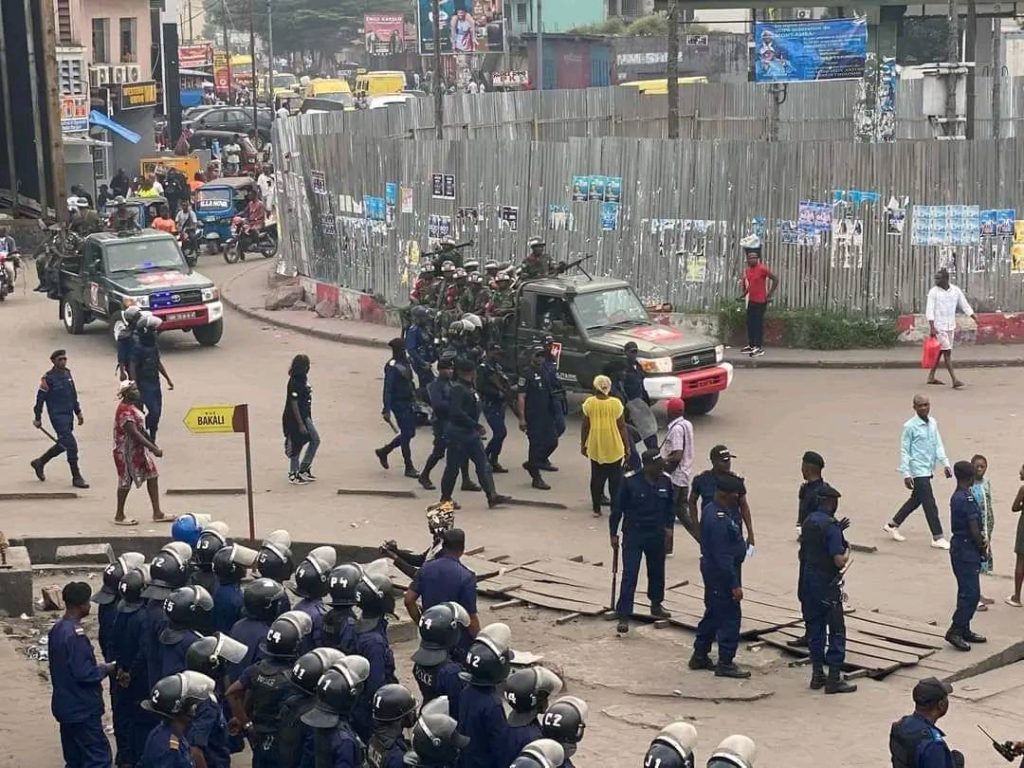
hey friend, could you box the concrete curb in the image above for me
[223,265,1024,370]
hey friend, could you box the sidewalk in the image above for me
[221,264,1024,369]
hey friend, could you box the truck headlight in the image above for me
[639,356,673,374]
[202,287,219,302]
[134,295,150,309]
[715,345,724,364]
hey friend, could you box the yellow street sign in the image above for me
[183,405,238,434]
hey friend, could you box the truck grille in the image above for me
[672,349,717,372]
[150,289,203,309]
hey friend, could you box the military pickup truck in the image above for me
[501,276,732,415]
[53,229,225,346]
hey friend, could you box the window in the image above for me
[515,2,527,22]
[91,18,110,64]
[119,18,137,62]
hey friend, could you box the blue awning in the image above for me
[89,110,141,144]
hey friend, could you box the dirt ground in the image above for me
[3,261,1024,766]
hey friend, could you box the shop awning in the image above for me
[63,134,113,147]
[88,110,141,144]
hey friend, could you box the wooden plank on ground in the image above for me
[857,610,947,639]
[768,626,923,666]
[759,632,903,677]
[459,555,506,581]
[505,590,608,615]
[845,616,945,650]
[476,576,526,596]
[506,580,610,609]
[515,558,610,588]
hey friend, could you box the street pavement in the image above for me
[4,259,1024,765]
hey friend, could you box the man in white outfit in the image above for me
[925,268,975,389]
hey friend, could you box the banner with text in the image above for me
[364,13,405,55]
[417,0,504,55]
[752,18,867,83]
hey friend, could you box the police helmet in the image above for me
[186,632,248,677]
[459,622,513,687]
[510,739,564,768]
[141,671,217,720]
[495,270,512,283]
[194,522,230,569]
[461,313,483,331]
[122,305,143,325]
[407,697,470,765]
[484,260,499,273]
[326,563,363,607]
[242,577,286,622]
[301,656,371,728]
[211,542,258,583]
[454,268,468,281]
[645,722,699,768]
[161,585,214,638]
[94,552,145,605]
[289,647,346,695]
[463,259,480,272]
[540,696,588,757]
[411,305,434,323]
[292,546,338,600]
[142,542,193,598]
[467,272,483,285]
[413,601,471,666]
[259,610,313,659]
[707,735,757,768]
[256,539,294,583]
[355,564,395,628]
[504,667,563,725]
[440,260,456,275]
[528,237,545,250]
[116,566,149,612]
[171,513,211,547]
[372,683,417,723]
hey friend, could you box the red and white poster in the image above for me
[364,13,405,55]
[179,42,214,69]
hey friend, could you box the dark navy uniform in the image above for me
[405,323,437,392]
[294,596,327,650]
[48,616,112,768]
[889,713,956,768]
[278,690,315,768]
[541,355,567,437]
[240,657,294,768]
[411,555,477,660]
[211,581,243,635]
[520,366,560,473]
[610,471,674,617]
[797,477,825,528]
[353,619,397,742]
[113,602,151,763]
[322,606,358,654]
[457,685,509,768]
[439,378,494,502]
[33,364,82,466]
[500,721,542,767]
[420,375,469,486]
[694,502,746,666]
[412,659,464,715]
[380,356,417,470]
[949,488,983,636]
[798,508,848,669]
[366,730,408,768]
[132,336,164,441]
[187,698,232,768]
[142,721,196,768]
[227,616,271,683]
[477,357,511,466]
[158,629,202,678]
[312,722,362,768]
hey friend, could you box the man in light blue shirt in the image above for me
[884,394,952,548]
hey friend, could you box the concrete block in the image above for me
[55,543,114,565]
[0,546,33,617]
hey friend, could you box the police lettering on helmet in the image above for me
[94,552,144,605]
[301,656,372,729]
[504,667,563,725]
[459,622,512,687]
[292,545,337,600]
[326,563,363,607]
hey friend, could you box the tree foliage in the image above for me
[571,12,707,37]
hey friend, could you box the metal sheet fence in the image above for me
[274,122,1024,315]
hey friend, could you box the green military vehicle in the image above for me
[52,229,225,346]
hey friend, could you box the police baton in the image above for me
[610,543,619,611]
[381,412,399,434]
[35,422,59,443]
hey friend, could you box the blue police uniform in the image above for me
[439,378,495,502]
[411,554,477,660]
[366,731,408,768]
[187,698,232,768]
[798,509,848,668]
[278,690,315,768]
[211,581,243,634]
[158,629,202,678]
[322,606,358,654]
[610,471,674,617]
[405,324,437,391]
[113,602,152,764]
[691,470,746,526]
[240,657,295,767]
[477,358,510,466]
[419,375,464,485]
[694,503,746,665]
[500,721,542,767]
[412,660,464,715]
[132,337,164,440]
[890,714,956,768]
[141,600,169,688]
[227,616,270,683]
[520,365,560,474]
[294,597,327,650]
[33,365,82,466]
[311,723,362,768]
[353,619,397,742]
[949,488,983,635]
[457,685,509,768]
[97,601,117,663]
[380,356,417,470]
[141,721,196,768]
[541,355,567,437]
[48,616,112,768]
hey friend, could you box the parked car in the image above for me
[182,106,272,145]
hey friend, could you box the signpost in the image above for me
[183,404,256,539]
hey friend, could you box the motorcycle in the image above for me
[0,250,16,301]
[224,216,277,264]
[178,226,200,267]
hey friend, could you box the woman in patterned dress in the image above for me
[972,454,995,610]
[113,380,168,526]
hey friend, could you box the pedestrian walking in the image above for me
[1008,464,1024,608]
[581,375,629,518]
[282,353,320,484]
[113,305,143,382]
[622,342,658,450]
[660,398,695,538]
[610,450,674,633]
[519,347,561,491]
[970,454,995,610]
[376,338,419,478]
[946,460,988,651]
[925,268,975,388]
[477,343,514,473]
[737,235,777,357]
[113,380,169,526]
[418,358,478,493]
[884,394,952,548]
[31,348,89,488]
[888,678,963,768]
[130,314,174,443]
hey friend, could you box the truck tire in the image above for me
[62,299,86,335]
[193,319,223,347]
[685,393,719,416]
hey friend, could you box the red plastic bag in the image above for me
[921,336,941,369]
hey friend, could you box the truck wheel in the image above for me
[194,319,223,347]
[62,299,86,335]
[686,393,719,416]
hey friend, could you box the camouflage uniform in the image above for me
[459,284,491,316]
[519,255,549,280]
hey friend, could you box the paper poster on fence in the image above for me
[590,176,606,202]
[548,204,573,231]
[400,187,414,213]
[500,206,519,232]
[571,176,589,202]
[385,183,397,206]
[311,171,327,195]
[604,177,622,203]
[685,255,707,283]
[780,220,799,244]
[886,209,906,236]
[997,209,1015,237]
[601,202,620,232]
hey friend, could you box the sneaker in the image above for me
[930,538,951,550]
[883,523,906,542]
[289,473,308,485]
[404,467,420,479]
[795,525,802,540]
[740,345,754,353]
[750,347,765,358]
[616,617,629,634]
[461,480,482,492]
[299,469,317,482]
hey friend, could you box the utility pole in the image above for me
[992,17,1002,139]
[944,0,959,138]
[267,0,274,119]
[188,0,194,41]
[249,0,257,127]
[666,1,679,139]
[964,0,976,139]
[536,0,543,92]
[432,0,442,138]
[222,0,232,100]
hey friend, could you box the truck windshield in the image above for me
[574,288,649,330]
[105,239,187,274]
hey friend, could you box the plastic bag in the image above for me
[921,336,941,369]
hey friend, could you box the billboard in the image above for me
[365,13,405,55]
[60,94,89,133]
[179,42,214,69]
[417,0,504,55]
[752,18,866,83]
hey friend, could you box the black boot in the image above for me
[963,629,987,644]
[418,474,436,491]
[404,466,420,479]
[489,458,508,474]
[374,447,390,469]
[688,653,715,671]
[945,628,971,651]
[714,662,751,679]
[461,479,482,492]
[70,461,90,489]
[824,667,857,694]
[787,635,809,649]
[650,603,672,619]
[30,445,63,481]
[809,664,826,690]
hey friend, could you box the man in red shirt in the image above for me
[737,236,777,357]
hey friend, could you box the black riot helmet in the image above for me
[212,543,258,584]
[256,531,295,583]
[326,563,363,607]
[94,552,145,606]
[259,610,314,659]
[355,560,395,628]
[194,522,230,570]
[162,585,214,630]
[408,697,470,765]
[142,542,193,599]
[540,696,589,758]
[242,577,286,622]
[185,633,248,678]
[504,667,563,726]
[459,622,513,687]
[372,683,417,724]
[116,566,149,612]
[300,656,372,729]
[510,739,565,768]
[292,546,337,600]
[707,735,757,768]
[644,722,699,768]
[141,671,217,720]
[413,601,471,666]
[289,648,347,695]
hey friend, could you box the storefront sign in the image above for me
[119,81,158,110]
[60,94,90,133]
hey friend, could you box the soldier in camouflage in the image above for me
[459,272,491,315]
[520,237,554,280]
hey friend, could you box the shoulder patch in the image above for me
[168,735,180,751]
[73,625,86,636]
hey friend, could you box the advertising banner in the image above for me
[417,0,504,55]
[364,13,405,55]
[179,42,214,69]
[752,18,867,83]
[119,82,158,111]
[213,52,231,95]
[60,94,89,133]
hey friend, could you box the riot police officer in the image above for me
[798,483,856,694]
[411,601,469,715]
[404,697,469,768]
[93,552,145,668]
[31,349,88,488]
[292,545,337,649]
[191,520,230,595]
[691,472,750,679]
[644,722,698,768]
[112,564,153,765]
[322,563,362,654]
[283,647,348,768]
[211,542,258,634]
[889,677,962,768]
[518,346,561,490]
[130,314,174,442]
[540,696,588,768]
[142,542,195,688]
[300,656,370,768]
[158,585,214,677]
[418,356,477,493]
[477,343,514,473]
[406,306,438,393]
[708,735,758,768]
[947,459,988,652]
[140,671,218,768]
[227,577,286,684]
[367,683,416,768]
[510,740,565,768]
[500,667,563,765]
[457,622,513,768]
[353,564,399,742]
[184,634,247,768]
[257,529,296,611]
[376,338,419,478]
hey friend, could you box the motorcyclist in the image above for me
[0,225,21,295]
[175,200,200,256]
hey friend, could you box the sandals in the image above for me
[113,518,139,527]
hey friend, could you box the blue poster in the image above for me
[385,182,397,206]
[753,18,867,83]
[589,176,606,202]
[981,209,997,238]
[997,209,1015,236]
[571,176,590,202]
[600,202,619,232]
[363,196,386,221]
[604,177,622,203]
